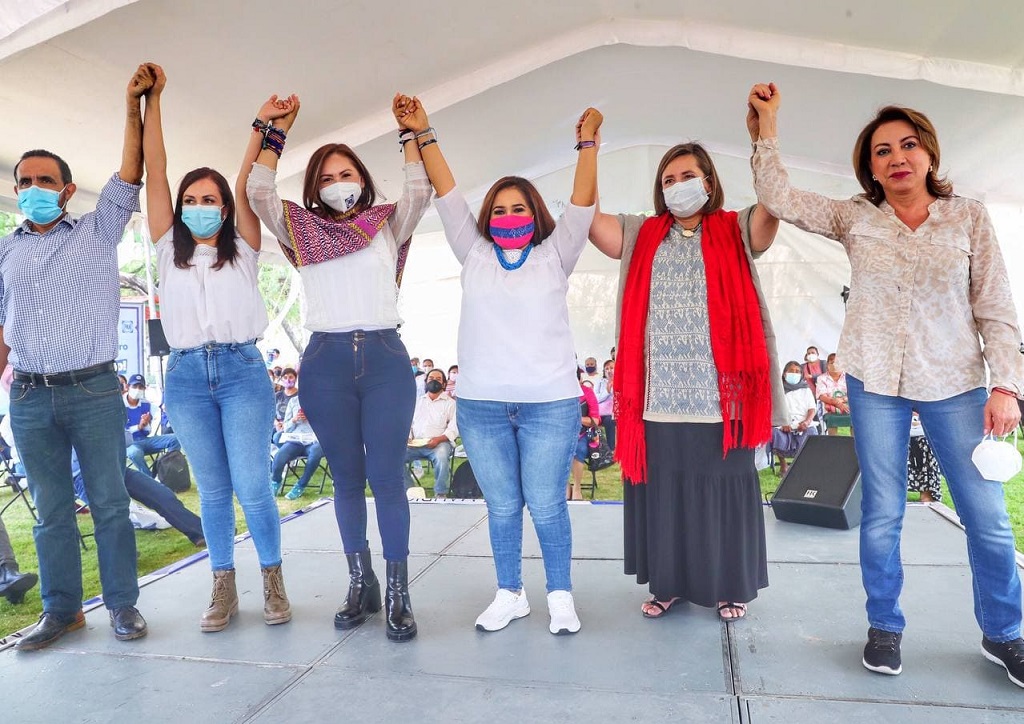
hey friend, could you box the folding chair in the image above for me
[281,456,332,497]
[0,454,36,523]
[406,445,456,495]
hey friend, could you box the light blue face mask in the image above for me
[784,372,802,385]
[17,185,67,225]
[181,205,224,239]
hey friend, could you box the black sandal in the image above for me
[641,597,680,619]
[717,602,747,621]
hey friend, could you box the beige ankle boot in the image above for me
[200,569,238,633]
[262,564,292,625]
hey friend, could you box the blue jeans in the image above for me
[163,342,280,571]
[126,434,180,476]
[272,441,325,490]
[404,441,454,495]
[847,375,1023,641]
[10,371,138,614]
[299,330,415,561]
[457,397,580,593]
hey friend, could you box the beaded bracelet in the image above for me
[414,127,436,139]
[575,140,597,151]
[418,138,438,151]
[262,127,287,157]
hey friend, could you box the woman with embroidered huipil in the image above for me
[588,126,786,622]
[394,96,600,635]
[141,65,290,632]
[748,82,1024,686]
[246,93,431,643]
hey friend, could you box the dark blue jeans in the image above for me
[126,434,180,477]
[299,330,415,561]
[75,468,204,545]
[10,371,138,615]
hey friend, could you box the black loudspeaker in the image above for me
[147,319,171,357]
[771,435,862,529]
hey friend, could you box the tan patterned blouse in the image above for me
[752,138,1024,400]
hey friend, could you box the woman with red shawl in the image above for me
[588,120,786,621]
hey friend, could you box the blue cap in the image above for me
[128,374,146,386]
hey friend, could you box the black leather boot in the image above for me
[334,550,381,630]
[385,559,417,642]
[0,563,38,604]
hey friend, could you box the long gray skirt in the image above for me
[623,421,769,606]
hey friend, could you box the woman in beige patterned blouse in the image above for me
[748,82,1024,688]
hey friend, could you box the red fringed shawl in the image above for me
[280,201,411,285]
[614,210,772,484]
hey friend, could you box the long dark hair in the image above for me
[302,143,378,218]
[476,176,556,245]
[172,167,238,270]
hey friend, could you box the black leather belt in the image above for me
[13,361,116,387]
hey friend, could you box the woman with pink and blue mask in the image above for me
[141,64,290,632]
[396,94,601,635]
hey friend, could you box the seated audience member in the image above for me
[801,346,826,387]
[815,353,850,435]
[124,374,181,476]
[0,516,38,604]
[265,348,280,368]
[73,441,205,547]
[581,356,602,387]
[117,374,129,395]
[595,359,615,451]
[568,380,601,501]
[446,365,459,398]
[273,367,300,441]
[907,411,942,503]
[271,395,325,500]
[405,369,458,498]
[422,359,435,374]
[772,360,819,474]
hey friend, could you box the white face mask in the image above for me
[972,433,1022,483]
[806,354,819,363]
[663,177,709,218]
[127,388,145,402]
[320,181,362,214]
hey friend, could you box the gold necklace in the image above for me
[680,222,702,238]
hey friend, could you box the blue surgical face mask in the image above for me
[18,185,67,225]
[181,205,224,239]
[784,372,802,385]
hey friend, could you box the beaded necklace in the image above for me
[493,243,533,271]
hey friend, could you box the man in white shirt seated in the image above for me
[581,356,602,388]
[405,369,458,498]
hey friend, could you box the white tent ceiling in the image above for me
[2,0,1023,367]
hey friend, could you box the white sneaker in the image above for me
[547,590,581,635]
[475,588,530,632]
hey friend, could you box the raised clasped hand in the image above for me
[393,93,428,133]
[258,94,299,125]
[576,107,604,145]
[128,63,156,99]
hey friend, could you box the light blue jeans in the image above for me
[846,375,1022,641]
[404,441,454,496]
[457,397,580,593]
[10,371,138,615]
[163,342,280,571]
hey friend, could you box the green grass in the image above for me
[3,450,1022,639]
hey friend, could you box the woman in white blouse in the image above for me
[749,82,1024,686]
[245,93,432,643]
[395,95,601,636]
[141,65,290,633]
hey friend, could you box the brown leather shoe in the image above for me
[16,610,86,651]
[200,569,238,633]
[262,564,291,625]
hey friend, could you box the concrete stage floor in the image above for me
[2,500,1023,723]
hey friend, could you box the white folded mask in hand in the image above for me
[971,432,1022,483]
